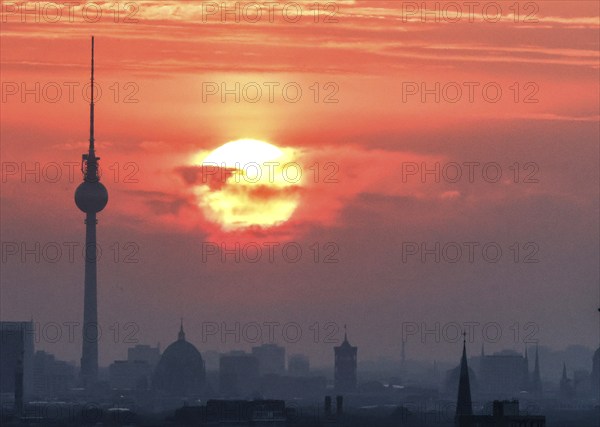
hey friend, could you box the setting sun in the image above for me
[193,139,301,231]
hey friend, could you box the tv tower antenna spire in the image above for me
[75,36,109,388]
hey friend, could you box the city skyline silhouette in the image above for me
[1,2,599,426]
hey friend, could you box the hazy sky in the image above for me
[1,1,599,368]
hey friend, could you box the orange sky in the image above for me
[1,1,599,368]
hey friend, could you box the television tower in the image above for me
[75,36,108,388]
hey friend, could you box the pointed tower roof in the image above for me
[559,361,573,399]
[335,324,357,352]
[456,333,473,418]
[178,318,186,341]
[530,344,542,395]
[339,325,352,348]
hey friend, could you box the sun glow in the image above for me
[202,139,283,167]
[193,139,301,231]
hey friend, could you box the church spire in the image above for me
[531,344,542,396]
[456,333,473,421]
[559,361,573,399]
[178,318,185,341]
[522,346,530,391]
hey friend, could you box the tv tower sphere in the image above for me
[75,180,108,213]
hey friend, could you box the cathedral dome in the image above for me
[153,323,206,396]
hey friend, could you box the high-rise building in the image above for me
[109,360,152,390]
[33,351,76,397]
[108,344,161,391]
[334,327,357,392]
[74,36,109,388]
[0,321,35,398]
[479,350,529,397]
[128,344,161,367]
[219,351,260,397]
[202,350,220,371]
[252,344,285,376]
[288,354,310,376]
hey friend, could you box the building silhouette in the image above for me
[109,359,152,390]
[128,344,161,367]
[472,401,545,427]
[288,354,310,376]
[454,339,545,427]
[530,345,543,397]
[14,351,24,416]
[0,321,34,398]
[559,362,574,399]
[334,326,357,392]
[522,347,530,390]
[75,36,109,389]
[174,399,287,424]
[252,343,285,376]
[219,351,260,397]
[32,351,76,398]
[109,343,161,390]
[455,336,473,427]
[591,346,600,397]
[202,350,221,371]
[479,349,529,397]
[445,359,478,396]
[152,321,206,396]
